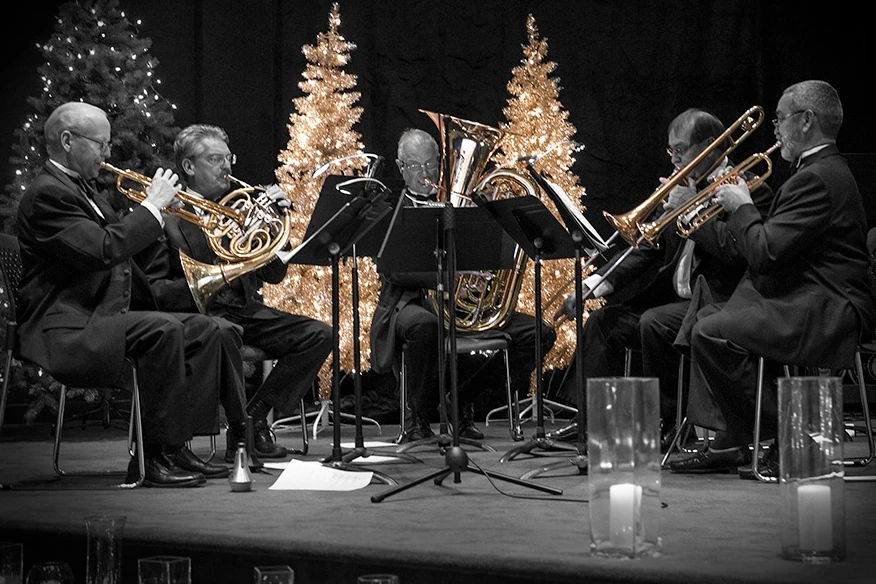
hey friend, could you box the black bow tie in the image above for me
[74,176,98,198]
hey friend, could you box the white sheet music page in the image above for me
[267,459,374,491]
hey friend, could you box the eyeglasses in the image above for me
[398,160,439,173]
[666,143,692,158]
[200,153,237,166]
[772,110,807,127]
[69,131,111,153]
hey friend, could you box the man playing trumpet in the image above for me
[555,108,773,445]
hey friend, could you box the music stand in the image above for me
[471,194,582,465]
[371,202,563,503]
[287,176,416,485]
[514,171,612,478]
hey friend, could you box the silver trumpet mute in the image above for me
[229,443,254,492]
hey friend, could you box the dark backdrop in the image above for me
[2,0,874,237]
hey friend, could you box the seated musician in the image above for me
[670,80,876,475]
[145,124,332,463]
[16,101,233,487]
[555,108,773,446]
[370,128,556,443]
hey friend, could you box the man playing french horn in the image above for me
[554,108,774,446]
[146,124,332,464]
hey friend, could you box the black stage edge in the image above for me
[1,421,875,584]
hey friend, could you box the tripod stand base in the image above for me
[520,452,588,480]
[321,458,398,486]
[326,446,423,466]
[499,434,579,463]
[396,432,496,454]
[371,446,562,503]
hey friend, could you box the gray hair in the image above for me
[44,101,108,157]
[173,124,229,176]
[783,80,843,139]
[397,128,438,161]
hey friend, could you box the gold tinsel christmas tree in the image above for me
[261,3,377,396]
[493,14,604,370]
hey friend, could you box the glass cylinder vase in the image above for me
[85,515,126,584]
[778,376,845,562]
[587,377,661,558]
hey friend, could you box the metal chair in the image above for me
[750,353,874,483]
[0,233,144,488]
[399,333,516,442]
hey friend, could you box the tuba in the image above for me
[101,162,292,313]
[420,110,535,332]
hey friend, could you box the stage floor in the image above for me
[1,414,874,584]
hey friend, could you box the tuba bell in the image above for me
[420,110,534,332]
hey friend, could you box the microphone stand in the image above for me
[372,202,562,503]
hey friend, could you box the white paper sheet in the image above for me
[267,459,373,491]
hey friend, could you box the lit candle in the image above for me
[797,484,833,551]
[609,483,642,549]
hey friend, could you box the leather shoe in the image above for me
[738,442,779,480]
[164,444,230,479]
[126,454,206,488]
[669,446,751,474]
[398,425,435,444]
[458,419,484,440]
[253,418,288,459]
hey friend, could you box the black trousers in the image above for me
[125,311,234,445]
[219,301,333,414]
[395,303,555,418]
[558,301,687,424]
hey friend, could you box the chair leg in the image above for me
[397,349,407,444]
[661,356,689,467]
[502,348,523,441]
[752,356,777,483]
[0,347,12,435]
[848,350,875,467]
[53,367,145,489]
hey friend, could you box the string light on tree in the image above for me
[493,14,604,371]
[261,3,378,398]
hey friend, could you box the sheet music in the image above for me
[542,177,609,251]
[267,459,373,491]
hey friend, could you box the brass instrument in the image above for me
[101,162,292,313]
[671,141,781,237]
[603,105,766,249]
[420,110,535,332]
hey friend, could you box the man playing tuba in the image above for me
[370,128,556,443]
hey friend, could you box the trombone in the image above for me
[603,105,766,249]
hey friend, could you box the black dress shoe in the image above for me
[253,418,288,459]
[738,442,779,480]
[669,446,752,474]
[458,420,484,440]
[127,454,206,488]
[398,425,435,444]
[164,445,230,479]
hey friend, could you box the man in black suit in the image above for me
[671,80,876,473]
[370,128,556,443]
[555,108,773,441]
[147,124,332,463]
[15,101,232,487]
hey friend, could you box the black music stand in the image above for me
[471,194,583,466]
[371,202,563,503]
[288,176,416,486]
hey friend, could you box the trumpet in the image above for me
[100,162,246,228]
[603,105,766,249]
[662,141,782,239]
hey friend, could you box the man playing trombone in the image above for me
[146,124,332,463]
[555,108,773,444]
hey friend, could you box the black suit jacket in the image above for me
[15,163,163,387]
[720,145,876,368]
